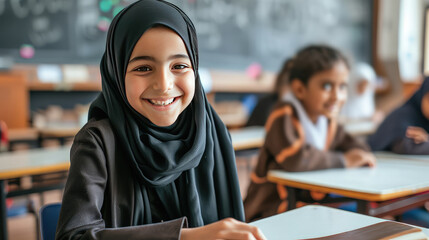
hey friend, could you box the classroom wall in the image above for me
[0,0,375,125]
[398,0,422,82]
[375,0,426,114]
[10,0,429,128]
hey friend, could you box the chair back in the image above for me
[39,203,61,240]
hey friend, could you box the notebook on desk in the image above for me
[302,221,428,240]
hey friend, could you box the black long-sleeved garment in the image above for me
[56,118,186,240]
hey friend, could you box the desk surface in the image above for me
[8,128,39,141]
[0,146,70,180]
[228,120,375,152]
[343,120,377,136]
[375,152,429,162]
[38,126,80,137]
[268,155,429,201]
[229,126,265,151]
[250,205,429,240]
[9,126,80,141]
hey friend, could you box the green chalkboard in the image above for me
[0,0,130,63]
[0,0,373,71]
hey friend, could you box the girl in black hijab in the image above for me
[56,0,266,239]
[368,77,429,154]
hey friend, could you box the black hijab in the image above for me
[88,0,244,227]
[368,77,429,151]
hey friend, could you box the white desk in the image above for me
[228,120,375,152]
[250,205,429,240]
[228,120,375,151]
[0,146,70,240]
[343,120,377,136]
[229,126,265,151]
[268,155,429,217]
[374,152,429,162]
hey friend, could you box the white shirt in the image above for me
[283,92,328,150]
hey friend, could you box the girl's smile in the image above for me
[144,96,181,109]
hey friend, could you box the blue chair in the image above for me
[39,203,61,240]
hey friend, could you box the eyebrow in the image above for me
[128,54,189,64]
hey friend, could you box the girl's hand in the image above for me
[344,149,376,168]
[406,126,429,144]
[180,218,267,240]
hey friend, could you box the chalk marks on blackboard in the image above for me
[0,0,72,18]
[0,0,371,69]
[29,17,63,47]
[169,0,371,70]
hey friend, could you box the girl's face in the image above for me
[125,27,195,126]
[293,61,349,123]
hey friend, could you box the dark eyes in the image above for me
[172,64,189,70]
[133,64,189,72]
[135,66,151,72]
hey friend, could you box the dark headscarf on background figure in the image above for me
[87,0,244,227]
[368,77,429,151]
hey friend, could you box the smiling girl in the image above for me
[243,45,376,222]
[55,1,266,239]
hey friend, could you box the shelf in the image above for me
[27,81,101,91]
[11,64,102,91]
[210,70,275,93]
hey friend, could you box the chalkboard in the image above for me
[0,0,373,71]
[0,0,132,63]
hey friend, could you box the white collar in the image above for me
[283,92,328,150]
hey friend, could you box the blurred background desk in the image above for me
[0,146,70,240]
[37,126,80,146]
[268,155,429,218]
[9,126,79,151]
[343,120,378,137]
[230,126,265,151]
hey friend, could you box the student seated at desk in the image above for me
[340,62,383,123]
[244,45,376,222]
[368,77,429,154]
[56,1,266,240]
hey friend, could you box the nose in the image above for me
[153,68,174,92]
[330,86,340,102]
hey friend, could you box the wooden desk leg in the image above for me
[0,180,7,240]
[287,187,297,210]
[357,200,370,215]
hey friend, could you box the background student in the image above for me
[243,45,376,222]
[340,62,382,123]
[55,1,266,239]
[368,77,429,154]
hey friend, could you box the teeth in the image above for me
[149,98,174,106]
